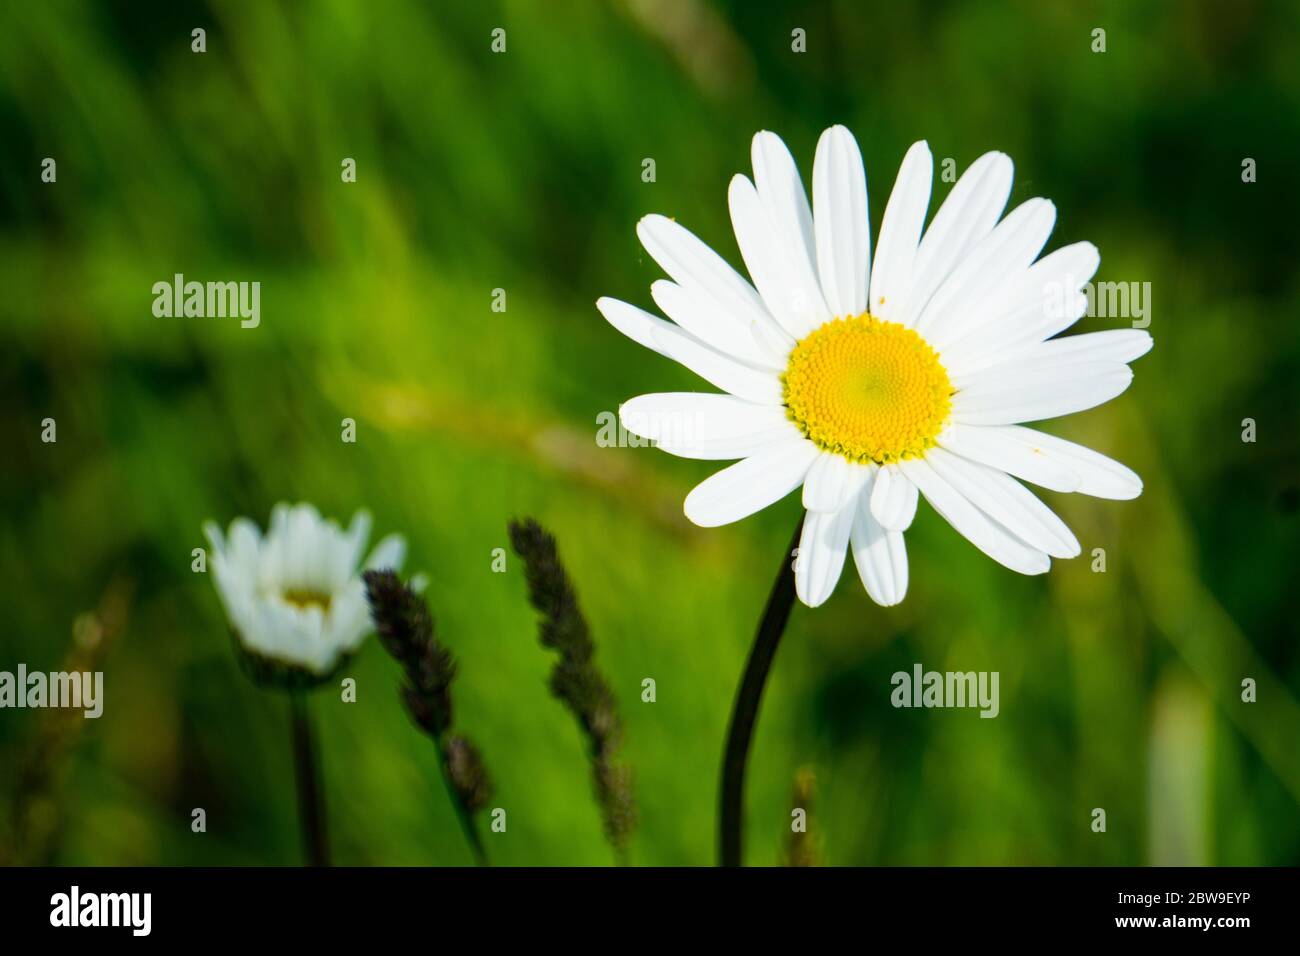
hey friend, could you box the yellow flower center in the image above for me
[281,588,332,612]
[782,314,953,464]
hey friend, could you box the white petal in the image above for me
[925,448,1080,558]
[619,392,796,460]
[850,481,909,606]
[649,427,794,461]
[869,463,919,531]
[1043,328,1153,364]
[802,452,869,512]
[951,362,1133,425]
[286,504,321,583]
[228,517,262,569]
[869,141,932,322]
[364,533,406,571]
[936,423,1081,493]
[812,125,870,317]
[683,437,820,527]
[749,310,799,363]
[259,600,330,672]
[898,457,1050,575]
[952,330,1152,389]
[917,198,1056,345]
[333,510,373,586]
[203,520,226,555]
[327,585,371,655]
[650,280,783,368]
[729,175,821,340]
[795,504,856,607]
[943,241,1101,368]
[751,131,831,322]
[636,213,791,351]
[998,426,1143,499]
[899,151,1014,327]
[597,296,783,405]
[303,515,337,591]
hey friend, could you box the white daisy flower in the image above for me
[203,503,406,677]
[598,126,1149,608]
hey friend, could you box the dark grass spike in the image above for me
[508,518,637,860]
[363,569,491,865]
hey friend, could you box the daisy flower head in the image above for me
[598,127,1149,608]
[203,503,406,683]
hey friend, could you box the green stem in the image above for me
[289,691,329,867]
[437,737,490,867]
[719,515,804,867]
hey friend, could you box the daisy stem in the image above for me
[436,736,490,867]
[719,514,804,867]
[289,691,329,867]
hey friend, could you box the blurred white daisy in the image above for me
[203,503,405,677]
[598,126,1149,608]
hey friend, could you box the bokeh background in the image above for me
[1,0,1297,866]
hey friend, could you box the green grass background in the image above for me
[1,0,1297,866]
